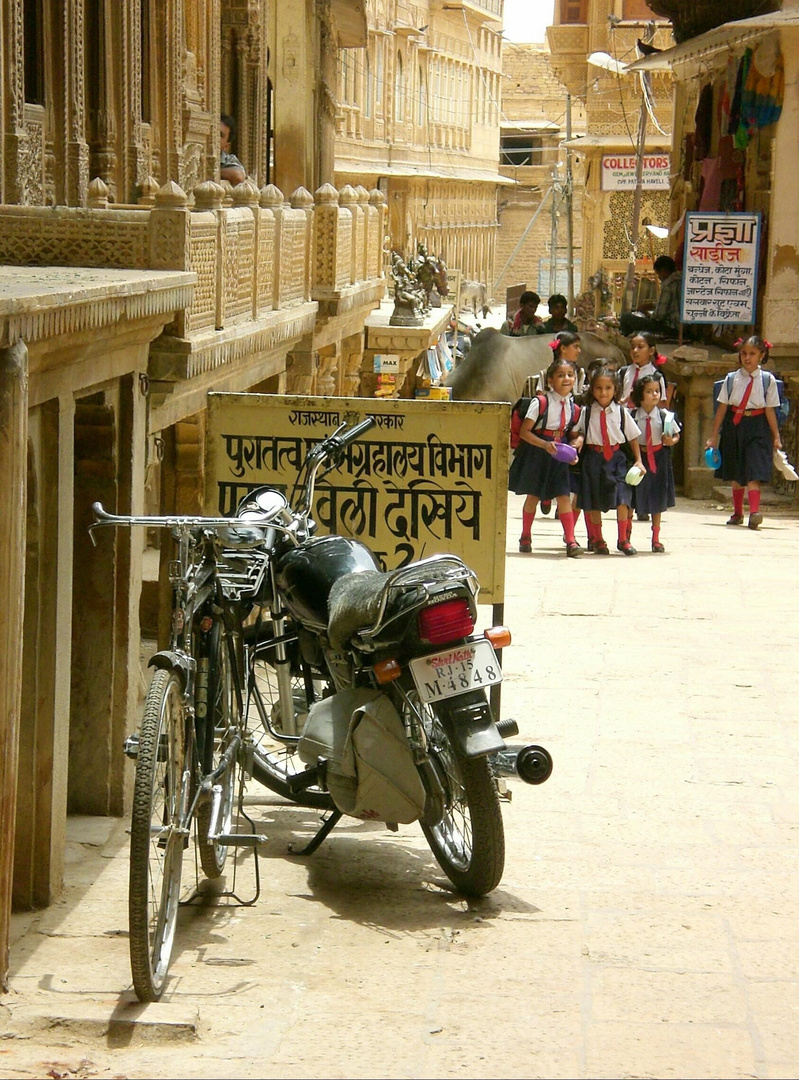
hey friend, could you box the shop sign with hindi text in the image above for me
[681,212,761,325]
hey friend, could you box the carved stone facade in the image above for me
[495,43,587,304]
[334,0,504,292]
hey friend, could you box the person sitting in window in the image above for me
[619,256,682,338]
[219,114,246,186]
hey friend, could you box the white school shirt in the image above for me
[716,367,780,409]
[621,362,667,403]
[631,406,681,447]
[576,401,641,444]
[524,390,574,431]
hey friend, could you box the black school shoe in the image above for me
[540,500,552,515]
[617,540,637,556]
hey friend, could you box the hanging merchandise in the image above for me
[693,83,714,161]
[436,332,454,375]
[734,40,784,150]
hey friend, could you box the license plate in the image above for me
[409,640,502,704]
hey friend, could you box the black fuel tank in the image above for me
[274,536,382,627]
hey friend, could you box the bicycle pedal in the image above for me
[214,832,267,846]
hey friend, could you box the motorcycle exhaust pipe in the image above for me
[489,740,553,785]
[514,744,553,786]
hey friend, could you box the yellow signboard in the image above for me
[205,394,509,603]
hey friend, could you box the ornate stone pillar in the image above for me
[286,347,318,396]
[65,0,90,204]
[340,331,365,397]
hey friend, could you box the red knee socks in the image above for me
[652,524,661,545]
[748,489,761,514]
[521,509,535,540]
[618,519,628,545]
[560,511,576,544]
[732,487,745,517]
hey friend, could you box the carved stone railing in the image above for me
[0,178,387,353]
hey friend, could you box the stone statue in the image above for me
[389,252,426,326]
[412,242,449,310]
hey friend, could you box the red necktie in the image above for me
[646,416,657,474]
[600,409,613,461]
[557,401,567,440]
[632,367,640,386]
[732,376,754,425]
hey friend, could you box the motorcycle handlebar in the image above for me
[335,415,376,447]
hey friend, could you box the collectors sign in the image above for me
[600,154,670,191]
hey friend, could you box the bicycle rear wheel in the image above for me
[196,621,239,878]
[129,668,188,1002]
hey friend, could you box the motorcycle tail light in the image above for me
[484,626,511,649]
[418,599,474,644]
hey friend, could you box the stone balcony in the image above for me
[0,178,387,424]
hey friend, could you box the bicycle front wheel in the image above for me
[129,668,188,1002]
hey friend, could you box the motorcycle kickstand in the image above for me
[288,810,342,856]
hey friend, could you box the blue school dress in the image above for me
[508,391,579,500]
[577,401,641,512]
[630,406,679,515]
[715,368,778,484]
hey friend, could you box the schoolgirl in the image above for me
[619,331,667,406]
[534,333,584,518]
[508,353,584,557]
[706,334,782,529]
[629,374,681,551]
[577,365,644,555]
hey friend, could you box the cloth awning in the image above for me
[628,9,799,73]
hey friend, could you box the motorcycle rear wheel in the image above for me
[419,702,505,897]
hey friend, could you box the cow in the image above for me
[458,280,491,319]
[445,327,628,404]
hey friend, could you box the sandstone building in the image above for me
[495,42,586,307]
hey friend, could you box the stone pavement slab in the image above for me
[1,498,798,1079]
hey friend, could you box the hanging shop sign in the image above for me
[600,154,670,190]
[681,212,761,325]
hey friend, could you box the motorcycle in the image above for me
[228,416,553,896]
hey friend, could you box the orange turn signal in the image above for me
[373,658,402,684]
[484,626,511,649]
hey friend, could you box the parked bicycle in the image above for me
[91,416,552,1002]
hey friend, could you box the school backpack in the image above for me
[510,392,581,449]
[712,370,789,426]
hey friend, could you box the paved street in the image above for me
[2,498,799,1080]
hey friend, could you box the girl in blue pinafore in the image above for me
[508,354,584,557]
[629,374,681,551]
[706,335,782,530]
[576,365,644,555]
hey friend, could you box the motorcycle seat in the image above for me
[327,571,390,650]
[327,556,474,651]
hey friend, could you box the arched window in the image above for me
[394,51,404,124]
